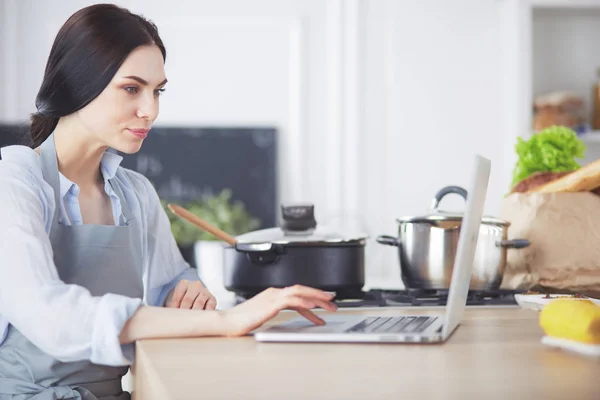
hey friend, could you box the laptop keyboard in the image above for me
[345,316,437,334]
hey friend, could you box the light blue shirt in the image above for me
[0,144,200,366]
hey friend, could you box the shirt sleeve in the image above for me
[0,165,142,366]
[140,175,202,307]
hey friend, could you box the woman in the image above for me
[0,4,336,399]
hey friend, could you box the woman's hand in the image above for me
[220,285,338,336]
[165,279,217,310]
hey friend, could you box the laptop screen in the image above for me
[442,155,490,338]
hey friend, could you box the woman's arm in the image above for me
[120,286,338,343]
[119,306,226,343]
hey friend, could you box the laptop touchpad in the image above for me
[261,316,363,333]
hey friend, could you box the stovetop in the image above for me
[235,288,519,308]
[332,288,519,308]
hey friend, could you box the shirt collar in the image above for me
[59,150,123,200]
[99,150,123,180]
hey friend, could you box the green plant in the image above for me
[511,125,586,188]
[162,189,261,246]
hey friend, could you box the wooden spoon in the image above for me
[167,204,238,246]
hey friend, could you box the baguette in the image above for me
[528,158,600,193]
[511,171,571,193]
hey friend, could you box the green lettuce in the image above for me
[511,126,586,187]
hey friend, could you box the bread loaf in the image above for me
[511,171,600,195]
[528,159,600,193]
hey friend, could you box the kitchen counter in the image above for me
[131,307,600,400]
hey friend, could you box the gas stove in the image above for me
[332,288,519,308]
[234,288,520,308]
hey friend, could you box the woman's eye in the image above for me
[154,88,166,97]
[124,86,139,95]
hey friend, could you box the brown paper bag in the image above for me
[499,192,600,295]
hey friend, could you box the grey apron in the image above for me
[0,133,144,399]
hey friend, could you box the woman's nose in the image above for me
[136,93,159,121]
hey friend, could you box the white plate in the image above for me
[514,294,600,311]
[542,336,600,358]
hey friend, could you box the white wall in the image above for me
[0,0,517,286]
[362,0,512,284]
[0,2,4,119]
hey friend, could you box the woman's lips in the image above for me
[127,128,149,139]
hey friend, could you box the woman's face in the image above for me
[75,44,167,154]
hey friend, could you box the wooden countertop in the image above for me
[131,307,600,400]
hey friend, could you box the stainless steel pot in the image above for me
[376,186,530,291]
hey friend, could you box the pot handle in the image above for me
[235,242,284,265]
[431,186,468,210]
[497,239,530,249]
[235,242,283,253]
[376,235,400,247]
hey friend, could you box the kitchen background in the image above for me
[1,0,600,291]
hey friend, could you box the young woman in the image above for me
[0,4,336,399]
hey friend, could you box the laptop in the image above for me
[254,154,491,344]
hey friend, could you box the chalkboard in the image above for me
[0,124,29,150]
[0,124,278,228]
[119,127,277,228]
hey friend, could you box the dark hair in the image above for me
[30,3,166,148]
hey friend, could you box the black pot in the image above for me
[223,204,367,298]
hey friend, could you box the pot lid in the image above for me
[396,185,509,226]
[235,204,368,244]
[396,210,508,226]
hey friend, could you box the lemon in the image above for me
[540,299,600,344]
